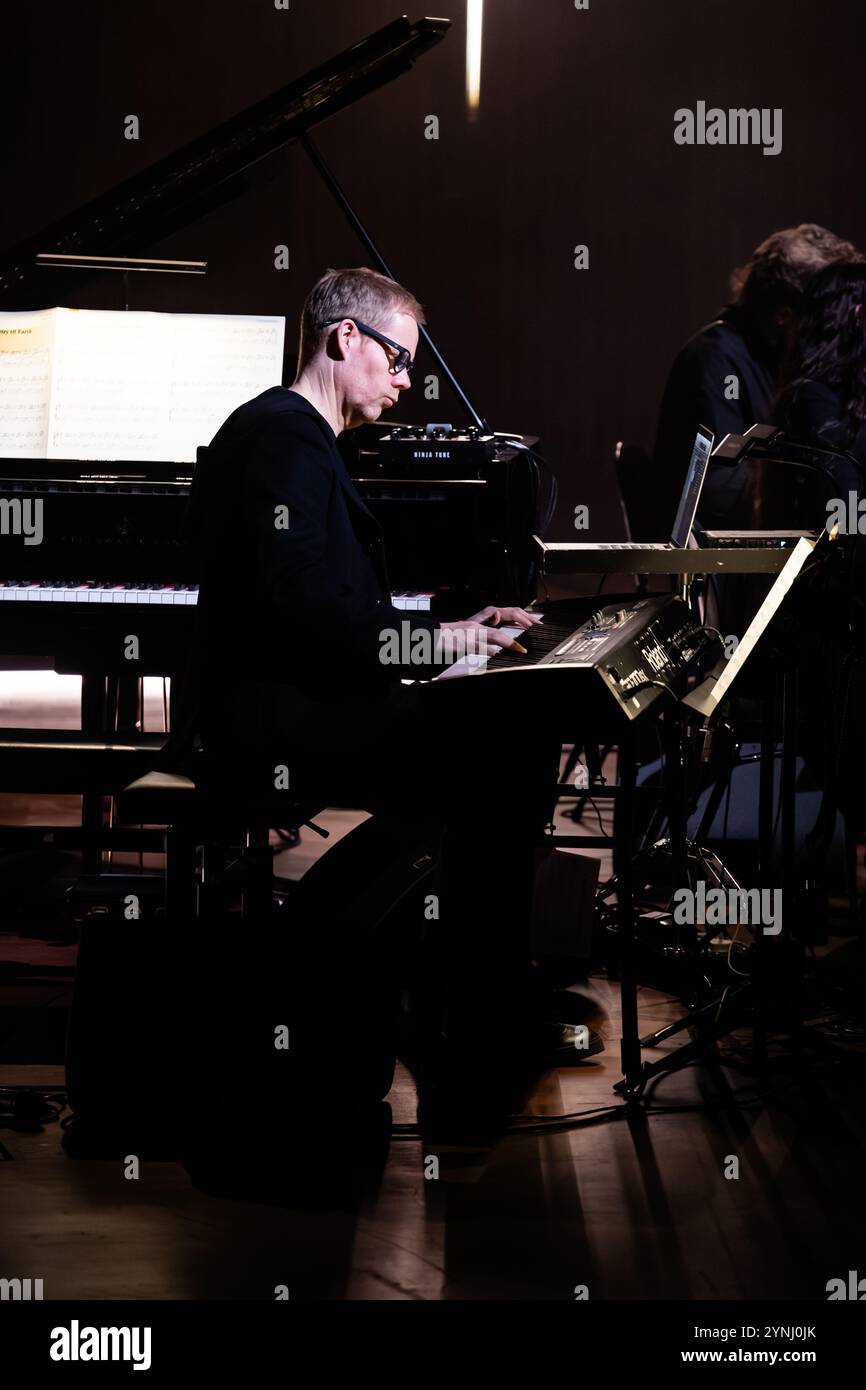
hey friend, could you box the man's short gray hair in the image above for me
[298,267,425,370]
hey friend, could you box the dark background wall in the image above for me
[2,0,864,538]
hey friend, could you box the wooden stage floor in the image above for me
[2,976,866,1301]
[1,676,865,1301]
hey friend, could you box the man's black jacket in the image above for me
[167,387,440,762]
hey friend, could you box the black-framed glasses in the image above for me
[323,318,415,375]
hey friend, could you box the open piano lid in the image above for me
[0,16,450,308]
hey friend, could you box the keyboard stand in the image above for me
[612,733,644,1098]
[612,539,828,1097]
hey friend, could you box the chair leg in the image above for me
[242,825,274,919]
[199,840,228,916]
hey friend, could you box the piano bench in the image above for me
[116,769,326,918]
[0,728,166,795]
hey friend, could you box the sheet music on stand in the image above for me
[0,307,286,463]
[682,532,831,717]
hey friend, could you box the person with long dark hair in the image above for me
[652,224,860,534]
[775,262,866,837]
[775,261,866,463]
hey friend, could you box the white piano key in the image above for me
[435,624,525,680]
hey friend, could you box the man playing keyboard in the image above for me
[177,267,582,1142]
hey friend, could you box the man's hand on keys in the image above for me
[440,605,542,655]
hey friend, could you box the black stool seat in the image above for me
[116,770,199,826]
[113,750,330,917]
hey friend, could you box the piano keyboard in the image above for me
[0,582,199,605]
[431,598,722,730]
[485,617,592,668]
[0,582,433,611]
[389,591,435,611]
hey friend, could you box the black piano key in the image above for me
[486,618,580,670]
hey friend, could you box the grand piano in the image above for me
[0,17,454,733]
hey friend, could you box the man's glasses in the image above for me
[323,318,415,375]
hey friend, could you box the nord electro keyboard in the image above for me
[432,595,722,732]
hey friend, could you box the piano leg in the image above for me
[115,674,142,735]
[80,674,107,875]
[76,673,145,874]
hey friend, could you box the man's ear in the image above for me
[325,320,351,364]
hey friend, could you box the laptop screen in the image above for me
[670,425,714,548]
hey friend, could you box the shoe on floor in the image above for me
[535,983,608,1034]
[416,1013,606,1144]
[539,1021,605,1066]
